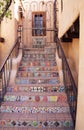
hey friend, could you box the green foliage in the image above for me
[0,0,24,21]
[0,0,12,19]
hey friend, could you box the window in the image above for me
[32,12,46,36]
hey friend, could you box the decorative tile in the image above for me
[4,94,68,102]
[0,120,73,128]
[0,49,73,130]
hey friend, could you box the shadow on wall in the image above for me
[67,58,78,87]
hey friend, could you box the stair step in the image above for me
[23,50,54,54]
[23,54,55,57]
[11,83,62,87]
[0,113,73,128]
[16,76,59,81]
[22,59,55,61]
[5,91,66,96]
[23,48,44,52]
[1,101,69,107]
[15,78,60,85]
[7,85,65,93]
[20,61,57,67]
[0,113,72,120]
[23,53,55,56]
[0,128,74,130]
[23,47,55,53]
[16,71,59,78]
[4,92,67,102]
[18,66,58,71]
[0,101,70,114]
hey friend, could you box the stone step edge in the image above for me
[5,91,66,96]
[11,83,62,87]
[0,113,72,120]
[1,101,69,107]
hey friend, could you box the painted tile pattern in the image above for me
[0,119,73,128]
[0,47,74,129]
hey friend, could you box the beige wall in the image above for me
[0,2,18,67]
[76,7,84,130]
[58,0,84,38]
[62,39,79,73]
[58,0,84,129]
[22,0,54,47]
[61,38,79,86]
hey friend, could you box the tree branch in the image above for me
[0,0,12,21]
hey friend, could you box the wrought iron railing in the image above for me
[56,39,77,127]
[54,0,78,127]
[0,37,20,104]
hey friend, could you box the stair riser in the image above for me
[0,106,70,114]
[7,86,65,93]
[22,58,55,61]
[0,120,73,128]
[15,79,60,84]
[17,72,59,78]
[18,67,58,71]
[20,61,57,67]
[4,95,67,102]
[23,53,55,59]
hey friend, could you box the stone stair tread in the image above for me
[16,77,59,79]
[23,48,44,51]
[13,83,61,86]
[19,65,57,68]
[18,70,58,73]
[1,101,69,107]
[8,84,63,87]
[7,84,65,93]
[10,83,62,87]
[23,51,52,53]
[22,59,55,61]
[4,92,67,102]
[5,91,66,96]
[0,113,72,120]
[20,61,57,64]
[0,128,74,130]
[18,66,57,68]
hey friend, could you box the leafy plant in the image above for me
[0,0,12,21]
[0,0,23,21]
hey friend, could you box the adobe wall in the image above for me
[58,0,84,38]
[0,2,18,67]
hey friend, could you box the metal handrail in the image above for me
[57,39,77,94]
[56,38,77,127]
[54,0,77,127]
[0,37,20,103]
[0,38,19,71]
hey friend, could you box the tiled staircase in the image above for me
[0,47,74,130]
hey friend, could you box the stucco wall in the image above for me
[76,7,84,130]
[58,0,84,38]
[61,38,79,86]
[0,2,18,67]
[58,0,84,129]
